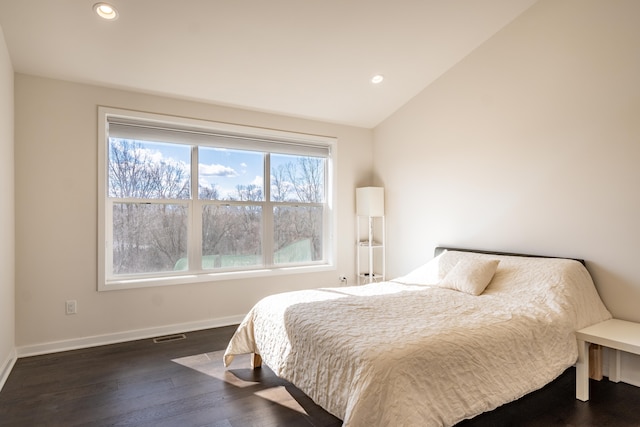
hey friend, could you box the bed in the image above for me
[223,247,612,426]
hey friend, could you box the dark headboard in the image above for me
[434,246,586,266]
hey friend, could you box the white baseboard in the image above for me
[16,315,245,358]
[0,348,17,392]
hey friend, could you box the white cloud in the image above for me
[131,147,188,173]
[199,181,213,190]
[140,149,164,163]
[251,175,263,187]
[199,163,238,177]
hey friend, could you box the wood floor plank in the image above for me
[1,325,639,427]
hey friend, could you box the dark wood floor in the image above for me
[1,326,639,426]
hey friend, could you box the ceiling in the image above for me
[0,0,537,128]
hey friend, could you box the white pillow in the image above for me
[437,258,500,295]
[392,252,445,286]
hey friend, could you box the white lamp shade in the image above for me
[356,187,384,216]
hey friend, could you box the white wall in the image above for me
[0,25,15,385]
[14,74,373,353]
[374,0,640,383]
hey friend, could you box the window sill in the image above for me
[99,263,336,291]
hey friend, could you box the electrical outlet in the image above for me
[65,300,77,315]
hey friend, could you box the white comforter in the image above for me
[224,251,611,426]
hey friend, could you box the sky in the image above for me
[112,138,311,200]
[199,146,264,198]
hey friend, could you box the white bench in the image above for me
[576,318,640,401]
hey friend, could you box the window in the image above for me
[98,107,336,290]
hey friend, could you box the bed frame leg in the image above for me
[589,344,603,380]
[251,353,262,369]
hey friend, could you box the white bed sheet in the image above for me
[224,251,611,426]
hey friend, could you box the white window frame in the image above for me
[98,107,337,291]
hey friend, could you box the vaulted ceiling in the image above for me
[0,0,537,128]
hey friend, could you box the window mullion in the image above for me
[263,153,273,267]
[190,146,202,272]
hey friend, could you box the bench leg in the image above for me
[609,348,621,382]
[576,339,590,401]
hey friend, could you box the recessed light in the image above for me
[94,2,119,20]
[371,74,384,84]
